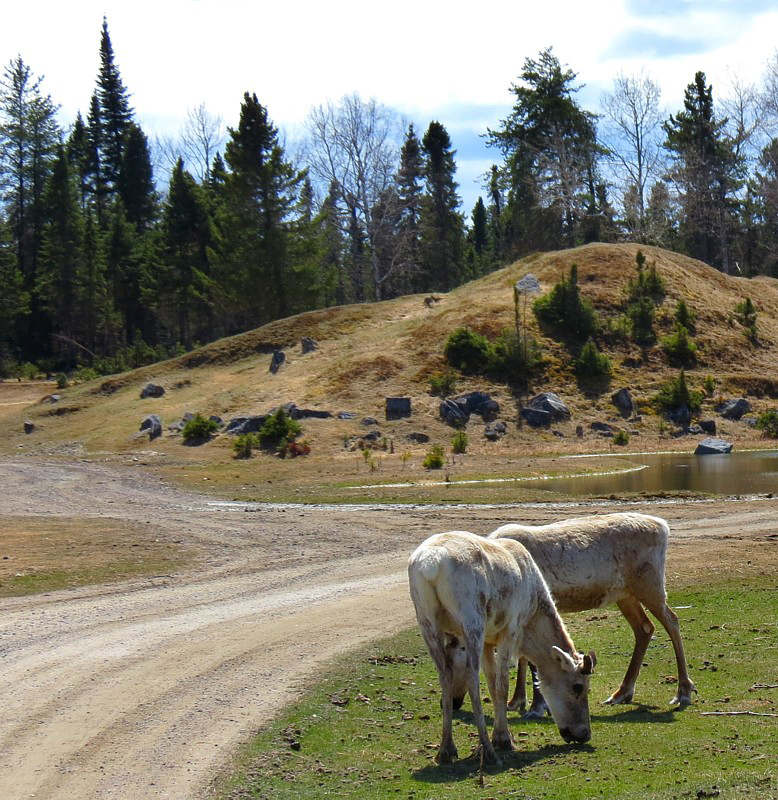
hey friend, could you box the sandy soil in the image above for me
[0,457,776,800]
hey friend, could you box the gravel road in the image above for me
[0,458,774,799]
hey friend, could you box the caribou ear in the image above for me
[582,650,597,675]
[552,645,579,673]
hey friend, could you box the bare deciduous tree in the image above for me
[303,93,405,300]
[600,70,664,242]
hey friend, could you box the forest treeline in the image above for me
[3,19,778,376]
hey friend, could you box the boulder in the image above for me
[700,419,717,435]
[361,417,379,426]
[695,437,733,455]
[269,350,285,374]
[439,398,469,426]
[521,406,552,427]
[386,397,411,420]
[336,411,357,420]
[296,409,332,419]
[23,420,35,434]
[301,337,318,354]
[140,382,165,399]
[407,432,430,444]
[590,421,613,433]
[140,414,162,440]
[225,415,267,435]
[484,421,508,440]
[529,392,570,420]
[210,415,225,428]
[611,388,633,417]
[717,397,751,420]
[361,430,382,443]
[667,405,692,426]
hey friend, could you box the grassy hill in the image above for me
[4,243,778,502]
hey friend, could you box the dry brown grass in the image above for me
[3,243,778,494]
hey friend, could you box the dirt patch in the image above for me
[0,516,191,596]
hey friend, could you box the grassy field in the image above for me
[216,578,777,800]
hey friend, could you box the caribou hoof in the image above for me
[436,742,458,764]
[507,699,526,713]
[492,730,514,751]
[480,744,500,766]
[671,684,697,707]
[603,690,633,705]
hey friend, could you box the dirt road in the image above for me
[0,458,775,799]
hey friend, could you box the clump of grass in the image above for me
[429,369,458,396]
[451,429,468,454]
[422,445,445,470]
[612,429,629,445]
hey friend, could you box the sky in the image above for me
[4,0,778,216]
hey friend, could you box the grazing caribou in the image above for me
[485,513,696,715]
[408,530,596,765]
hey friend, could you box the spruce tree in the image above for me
[420,121,464,291]
[161,158,216,347]
[96,17,134,195]
[119,122,157,231]
[37,145,85,366]
[222,92,308,327]
[396,124,424,289]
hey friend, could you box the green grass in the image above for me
[0,557,183,597]
[217,582,777,800]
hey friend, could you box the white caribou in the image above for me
[408,530,596,765]
[485,513,696,714]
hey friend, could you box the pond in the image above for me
[531,449,778,497]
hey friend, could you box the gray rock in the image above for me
[695,437,733,455]
[337,411,357,420]
[269,350,285,374]
[362,430,382,442]
[700,419,717,435]
[521,406,552,427]
[209,415,225,427]
[687,425,704,435]
[296,409,332,419]
[140,382,165,399]
[439,398,469,426]
[590,421,613,433]
[301,337,318,354]
[743,416,759,428]
[386,397,411,420]
[140,414,162,440]
[362,417,379,426]
[23,420,35,434]
[667,405,692,426]
[225,415,267,435]
[484,421,508,440]
[407,432,430,444]
[552,429,565,437]
[718,397,751,420]
[529,392,570,420]
[611,388,634,417]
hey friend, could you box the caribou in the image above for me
[408,530,596,765]
[485,513,696,716]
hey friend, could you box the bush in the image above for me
[613,429,630,446]
[626,251,666,303]
[182,413,219,442]
[626,296,656,345]
[674,299,696,332]
[575,338,612,381]
[55,373,68,389]
[533,263,598,341]
[73,366,100,382]
[451,429,468,454]
[422,445,446,470]
[257,408,302,452]
[490,329,544,382]
[233,433,255,459]
[755,409,778,438]
[661,323,697,365]
[281,439,311,458]
[443,328,493,373]
[703,374,716,396]
[734,297,757,341]
[429,369,458,396]
[656,369,703,413]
